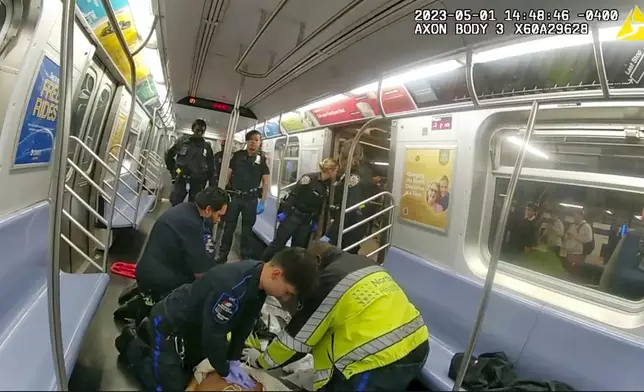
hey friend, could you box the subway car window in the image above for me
[79,87,112,170]
[0,2,7,42]
[69,71,96,159]
[498,132,644,178]
[489,132,644,301]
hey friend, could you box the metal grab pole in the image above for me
[217,75,245,190]
[466,50,480,107]
[100,0,139,271]
[48,1,75,389]
[337,79,383,249]
[452,101,540,391]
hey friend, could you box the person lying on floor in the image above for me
[113,186,230,325]
[115,248,319,392]
[242,241,430,391]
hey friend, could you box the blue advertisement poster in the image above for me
[263,120,281,137]
[13,55,60,168]
[76,0,130,27]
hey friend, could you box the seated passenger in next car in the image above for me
[115,248,320,392]
[242,241,430,391]
[113,187,230,324]
[261,158,339,262]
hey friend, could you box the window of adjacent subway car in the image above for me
[488,130,644,304]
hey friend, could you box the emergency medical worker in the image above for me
[261,158,339,262]
[166,119,215,206]
[323,143,375,254]
[115,248,320,392]
[114,187,230,323]
[217,130,269,263]
[242,241,429,391]
[212,140,225,185]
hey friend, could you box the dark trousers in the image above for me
[322,340,429,392]
[169,177,206,206]
[326,211,368,254]
[218,196,258,262]
[122,308,202,391]
[261,212,313,262]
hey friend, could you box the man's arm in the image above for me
[260,156,270,201]
[165,139,181,173]
[206,144,215,183]
[227,299,264,360]
[202,289,235,377]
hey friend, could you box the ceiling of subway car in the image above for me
[157,0,635,136]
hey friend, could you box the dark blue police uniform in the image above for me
[166,135,215,206]
[261,172,330,262]
[119,260,267,391]
[217,150,269,263]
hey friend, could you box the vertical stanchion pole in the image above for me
[337,79,382,249]
[466,50,480,107]
[452,101,540,391]
[591,24,610,99]
[48,1,76,389]
[100,0,139,271]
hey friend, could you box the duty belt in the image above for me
[227,188,260,198]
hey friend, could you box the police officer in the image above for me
[113,187,230,324]
[261,158,339,262]
[115,248,320,392]
[212,140,225,185]
[217,129,269,263]
[323,143,375,254]
[242,241,430,391]
[166,119,215,206]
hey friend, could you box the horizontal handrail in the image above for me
[60,233,103,271]
[62,209,105,249]
[64,184,108,226]
[367,243,390,258]
[281,181,298,192]
[69,136,117,176]
[342,204,395,234]
[345,191,394,213]
[109,144,145,167]
[343,223,392,253]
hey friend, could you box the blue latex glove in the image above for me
[311,222,318,232]
[224,360,257,389]
[256,200,265,215]
[320,235,330,243]
[277,212,287,223]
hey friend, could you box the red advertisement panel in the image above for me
[310,85,417,126]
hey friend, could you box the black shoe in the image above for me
[118,282,140,305]
[115,326,137,355]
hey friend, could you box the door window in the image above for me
[79,86,113,171]
[69,70,96,160]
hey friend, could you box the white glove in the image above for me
[241,347,261,368]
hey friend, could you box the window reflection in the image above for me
[80,87,112,171]
[490,178,644,301]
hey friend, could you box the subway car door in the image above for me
[64,60,115,272]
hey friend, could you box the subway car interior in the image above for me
[2,0,644,390]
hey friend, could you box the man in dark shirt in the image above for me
[217,130,270,263]
[116,248,320,391]
[136,186,230,300]
[212,140,225,185]
[165,119,215,206]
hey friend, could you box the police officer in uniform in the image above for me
[323,143,375,254]
[242,241,430,391]
[217,130,269,263]
[113,187,230,324]
[115,248,320,391]
[261,158,339,262]
[166,119,215,206]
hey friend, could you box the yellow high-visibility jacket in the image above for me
[257,248,429,390]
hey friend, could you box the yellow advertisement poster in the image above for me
[399,147,455,232]
[109,113,128,152]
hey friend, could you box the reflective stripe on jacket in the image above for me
[257,248,429,390]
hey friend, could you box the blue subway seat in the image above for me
[253,195,290,247]
[384,247,541,390]
[102,172,156,228]
[384,246,644,390]
[0,202,109,390]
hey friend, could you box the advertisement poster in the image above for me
[399,146,455,232]
[13,55,60,168]
[310,86,416,126]
[76,0,157,105]
[108,113,128,152]
[280,112,310,133]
